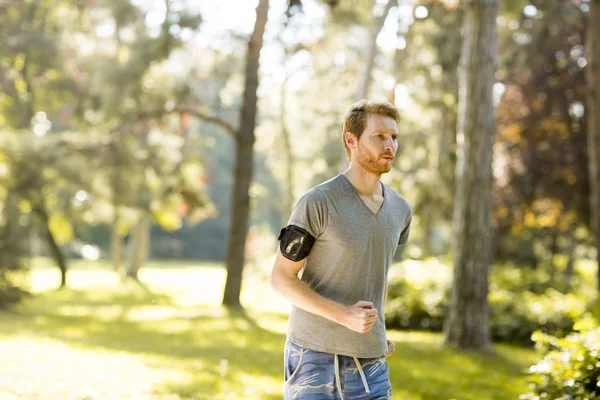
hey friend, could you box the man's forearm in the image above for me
[272,272,346,325]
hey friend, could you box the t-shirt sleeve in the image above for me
[287,188,328,238]
[398,210,412,246]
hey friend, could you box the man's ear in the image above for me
[345,132,357,151]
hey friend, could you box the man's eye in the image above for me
[377,134,384,139]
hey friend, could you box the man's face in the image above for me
[354,114,399,175]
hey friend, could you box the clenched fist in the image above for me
[341,301,378,333]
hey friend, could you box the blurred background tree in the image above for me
[586,0,600,292]
[443,0,497,352]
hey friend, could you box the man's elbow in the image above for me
[270,265,283,293]
[271,263,296,294]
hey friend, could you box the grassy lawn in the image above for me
[0,259,540,399]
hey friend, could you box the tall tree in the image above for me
[355,0,396,101]
[443,0,497,351]
[222,0,270,308]
[587,0,600,291]
[278,2,301,224]
[125,212,151,279]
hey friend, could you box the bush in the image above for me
[521,316,600,400]
[0,278,28,308]
[384,260,593,345]
[385,274,447,331]
[490,288,587,344]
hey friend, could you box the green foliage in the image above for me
[522,316,600,400]
[494,0,589,265]
[385,273,447,332]
[0,0,78,129]
[385,260,595,345]
[326,0,375,26]
[490,287,583,344]
[2,131,106,231]
[4,0,590,270]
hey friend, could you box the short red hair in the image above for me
[341,99,400,160]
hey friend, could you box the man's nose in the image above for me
[384,138,396,152]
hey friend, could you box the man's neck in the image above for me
[343,164,382,197]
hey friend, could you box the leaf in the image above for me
[48,213,73,245]
[18,200,32,214]
[573,315,599,332]
[154,210,182,231]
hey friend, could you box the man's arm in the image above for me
[270,248,378,333]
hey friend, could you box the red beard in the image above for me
[356,143,393,174]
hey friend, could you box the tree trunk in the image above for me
[280,62,295,225]
[422,210,432,257]
[438,109,457,196]
[387,12,410,103]
[125,213,150,280]
[548,231,559,281]
[222,0,269,308]
[34,206,68,288]
[565,229,576,283]
[355,0,396,101]
[586,0,600,292]
[110,222,123,271]
[443,0,497,352]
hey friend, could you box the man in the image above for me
[270,99,412,399]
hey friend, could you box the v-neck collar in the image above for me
[340,173,386,217]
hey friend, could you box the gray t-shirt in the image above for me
[286,173,412,358]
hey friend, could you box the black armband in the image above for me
[277,225,316,261]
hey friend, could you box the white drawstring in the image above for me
[288,348,304,383]
[353,357,371,394]
[334,354,344,398]
[333,354,371,398]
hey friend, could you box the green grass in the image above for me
[0,260,541,399]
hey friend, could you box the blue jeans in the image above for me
[283,341,392,399]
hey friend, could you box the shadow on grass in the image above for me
[0,287,287,399]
